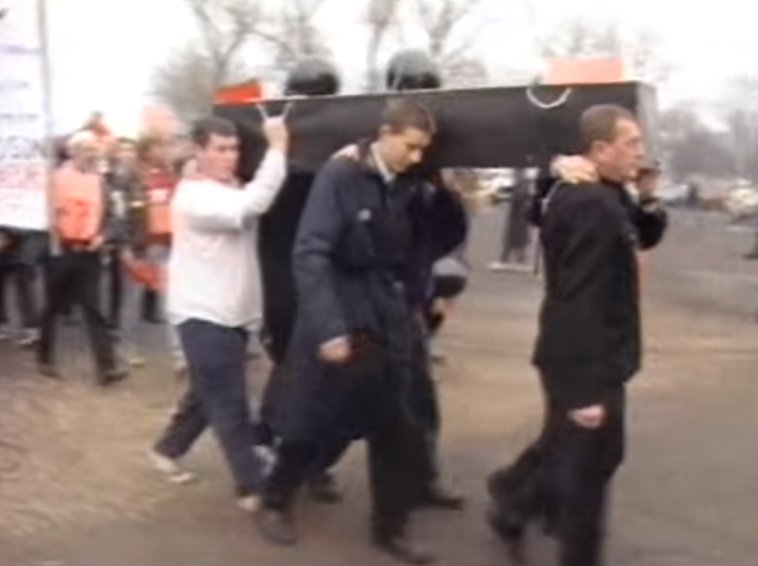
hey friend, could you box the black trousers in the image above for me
[0,261,39,329]
[264,410,426,538]
[489,379,625,566]
[304,318,442,489]
[408,316,441,482]
[142,289,161,322]
[263,344,428,538]
[37,252,117,373]
[106,247,123,329]
[154,319,265,495]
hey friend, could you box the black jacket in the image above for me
[265,146,457,441]
[533,179,667,409]
[257,146,467,363]
[104,167,148,252]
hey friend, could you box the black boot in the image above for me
[487,505,527,564]
[97,367,129,387]
[254,507,298,546]
[373,532,436,565]
[38,363,61,380]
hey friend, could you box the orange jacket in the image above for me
[141,166,177,243]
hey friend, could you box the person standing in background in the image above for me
[37,131,127,386]
[104,138,140,331]
[105,138,152,366]
[135,135,184,372]
[490,170,532,271]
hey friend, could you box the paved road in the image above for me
[1,208,756,566]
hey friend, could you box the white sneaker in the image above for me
[237,494,261,513]
[124,350,147,368]
[14,328,40,347]
[488,261,508,272]
[254,444,277,477]
[148,449,196,484]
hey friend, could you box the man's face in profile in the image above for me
[598,119,645,182]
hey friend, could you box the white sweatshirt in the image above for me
[167,149,286,329]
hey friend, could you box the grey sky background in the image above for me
[46,0,758,134]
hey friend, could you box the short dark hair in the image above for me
[191,116,238,148]
[579,104,638,153]
[382,98,436,136]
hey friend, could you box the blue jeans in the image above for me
[154,319,264,495]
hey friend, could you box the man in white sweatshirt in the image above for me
[149,115,288,512]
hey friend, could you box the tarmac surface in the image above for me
[0,208,756,566]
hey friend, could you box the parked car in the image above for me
[659,183,692,207]
[724,185,758,221]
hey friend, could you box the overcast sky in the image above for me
[43,0,758,134]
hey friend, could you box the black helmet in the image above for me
[385,50,442,91]
[284,57,341,97]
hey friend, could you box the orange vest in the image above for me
[142,167,177,241]
[52,162,103,244]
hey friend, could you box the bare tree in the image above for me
[723,75,758,183]
[154,0,334,121]
[413,0,489,87]
[364,0,403,92]
[153,47,223,122]
[153,0,267,121]
[659,107,735,182]
[255,0,331,73]
[444,57,489,88]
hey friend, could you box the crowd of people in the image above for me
[0,112,195,384]
[0,52,672,566]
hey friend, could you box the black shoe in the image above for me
[373,533,436,565]
[744,251,758,260]
[38,363,61,379]
[307,472,343,504]
[419,482,465,510]
[97,368,129,387]
[487,506,527,564]
[254,508,298,546]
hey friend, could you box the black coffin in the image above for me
[215,82,658,180]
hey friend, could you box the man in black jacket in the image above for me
[256,99,445,565]
[488,105,667,566]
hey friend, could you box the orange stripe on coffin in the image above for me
[214,81,264,105]
[544,58,628,85]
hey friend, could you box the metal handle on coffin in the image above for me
[526,85,573,110]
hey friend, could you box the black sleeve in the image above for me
[528,176,558,227]
[292,161,349,345]
[633,199,668,250]
[100,179,117,244]
[425,186,468,260]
